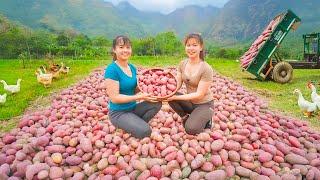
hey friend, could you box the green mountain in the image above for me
[0,0,221,38]
[0,0,319,44]
[0,0,147,37]
[207,0,320,43]
[165,5,220,37]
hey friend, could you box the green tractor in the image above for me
[303,33,320,63]
[270,32,320,83]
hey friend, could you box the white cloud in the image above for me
[106,0,229,14]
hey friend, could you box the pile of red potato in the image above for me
[1,67,320,180]
[240,15,282,69]
[138,69,177,98]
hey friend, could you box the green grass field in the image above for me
[1,57,320,132]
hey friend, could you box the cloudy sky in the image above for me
[105,0,229,14]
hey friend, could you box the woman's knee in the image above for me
[184,124,202,135]
[194,106,213,119]
[167,101,176,108]
[109,116,119,127]
[134,126,152,139]
[154,101,162,111]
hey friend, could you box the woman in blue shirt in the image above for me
[105,35,162,139]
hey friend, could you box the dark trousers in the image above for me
[168,94,213,135]
[109,101,162,139]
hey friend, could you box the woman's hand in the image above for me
[165,95,178,102]
[137,93,158,102]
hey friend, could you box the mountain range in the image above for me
[0,0,319,44]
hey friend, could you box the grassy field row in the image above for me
[1,57,320,132]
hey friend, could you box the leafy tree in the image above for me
[56,33,69,47]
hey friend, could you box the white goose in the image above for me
[0,79,21,94]
[307,82,320,109]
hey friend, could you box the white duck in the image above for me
[307,82,320,108]
[293,89,317,117]
[0,93,6,105]
[0,79,21,94]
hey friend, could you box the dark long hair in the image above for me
[112,35,131,61]
[184,33,205,61]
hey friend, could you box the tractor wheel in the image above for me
[272,61,293,84]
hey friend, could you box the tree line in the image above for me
[0,15,260,60]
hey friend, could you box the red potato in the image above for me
[205,170,226,180]
[230,134,246,142]
[225,165,235,177]
[167,84,176,91]
[258,151,273,163]
[275,141,291,155]
[80,138,93,153]
[37,170,49,179]
[51,153,62,164]
[103,166,120,175]
[189,171,201,180]
[211,155,223,166]
[49,167,64,179]
[288,136,301,148]
[219,149,229,162]
[165,151,177,162]
[129,170,140,179]
[224,140,241,151]
[36,136,49,147]
[117,158,129,170]
[115,170,126,179]
[235,166,252,177]
[211,139,224,151]
[260,167,276,176]
[201,162,213,172]
[229,151,240,162]
[196,132,210,141]
[310,158,320,167]
[0,164,10,177]
[273,156,284,163]
[97,158,109,170]
[232,129,250,137]
[66,156,82,166]
[284,154,309,165]
[141,144,149,157]
[170,169,182,179]
[131,160,147,171]
[161,146,177,157]
[191,155,205,169]
[108,155,117,165]
[25,163,50,180]
[211,132,223,140]
[46,145,66,153]
[14,161,32,178]
[166,160,180,172]
[150,164,163,178]
[261,144,277,155]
